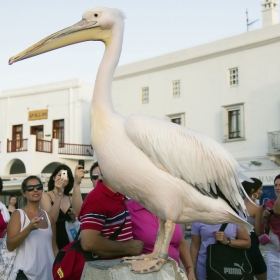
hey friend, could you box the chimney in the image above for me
[262,0,279,27]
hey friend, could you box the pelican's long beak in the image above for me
[9,19,111,65]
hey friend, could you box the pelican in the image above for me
[9,7,253,273]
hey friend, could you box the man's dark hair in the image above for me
[90,162,99,181]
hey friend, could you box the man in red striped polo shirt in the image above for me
[79,179,144,259]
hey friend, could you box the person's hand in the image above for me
[215,231,227,245]
[263,208,272,224]
[28,217,42,231]
[74,165,84,185]
[186,267,196,280]
[125,239,144,256]
[55,177,65,195]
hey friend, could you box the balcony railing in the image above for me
[58,143,93,156]
[36,139,52,153]
[268,131,280,154]
[7,139,28,153]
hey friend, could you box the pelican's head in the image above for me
[9,7,124,65]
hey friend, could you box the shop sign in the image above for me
[28,109,48,121]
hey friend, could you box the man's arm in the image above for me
[80,229,143,257]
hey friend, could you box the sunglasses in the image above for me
[91,172,101,181]
[25,184,43,192]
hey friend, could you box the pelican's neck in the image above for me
[92,21,124,112]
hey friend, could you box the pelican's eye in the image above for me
[94,14,98,17]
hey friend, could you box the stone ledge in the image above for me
[81,258,188,280]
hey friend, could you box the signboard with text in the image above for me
[28,109,48,121]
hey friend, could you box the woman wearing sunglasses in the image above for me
[7,175,58,280]
[40,164,75,250]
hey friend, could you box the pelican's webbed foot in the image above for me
[122,252,169,274]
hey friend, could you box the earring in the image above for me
[252,193,258,200]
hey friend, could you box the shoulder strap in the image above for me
[219,223,228,232]
[17,209,27,231]
[42,210,51,227]
[108,208,127,241]
[74,206,127,241]
[46,193,53,203]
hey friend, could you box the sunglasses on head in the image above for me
[25,184,43,192]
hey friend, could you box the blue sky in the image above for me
[0,0,272,94]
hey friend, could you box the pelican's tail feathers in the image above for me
[238,163,252,172]
[226,211,254,234]
[237,171,254,183]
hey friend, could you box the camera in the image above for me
[78,160,84,169]
[61,170,68,179]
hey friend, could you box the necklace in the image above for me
[53,191,64,203]
[25,206,42,217]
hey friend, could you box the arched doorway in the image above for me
[10,159,26,174]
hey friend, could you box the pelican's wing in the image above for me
[125,114,247,213]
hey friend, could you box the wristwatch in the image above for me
[226,238,231,246]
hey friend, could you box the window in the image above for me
[166,113,185,126]
[172,80,180,98]
[222,104,245,142]
[142,87,149,104]
[229,68,238,86]
[53,119,64,147]
[12,124,23,151]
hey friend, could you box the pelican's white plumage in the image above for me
[9,7,253,273]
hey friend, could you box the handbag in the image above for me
[258,233,270,246]
[53,209,127,280]
[0,236,17,280]
[206,223,253,280]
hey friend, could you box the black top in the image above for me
[49,195,72,250]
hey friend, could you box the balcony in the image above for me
[58,143,93,156]
[7,139,28,152]
[36,139,52,153]
[6,138,93,157]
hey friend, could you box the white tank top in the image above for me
[11,209,54,280]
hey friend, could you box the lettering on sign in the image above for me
[28,109,48,121]
[258,176,275,184]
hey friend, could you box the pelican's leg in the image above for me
[122,218,165,262]
[123,219,176,274]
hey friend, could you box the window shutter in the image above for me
[222,107,229,141]
[239,105,244,138]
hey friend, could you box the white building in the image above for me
[111,0,280,202]
[0,79,95,198]
[0,1,279,203]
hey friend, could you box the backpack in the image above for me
[206,224,253,280]
[53,210,127,280]
[53,240,96,280]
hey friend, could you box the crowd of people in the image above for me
[0,168,279,280]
